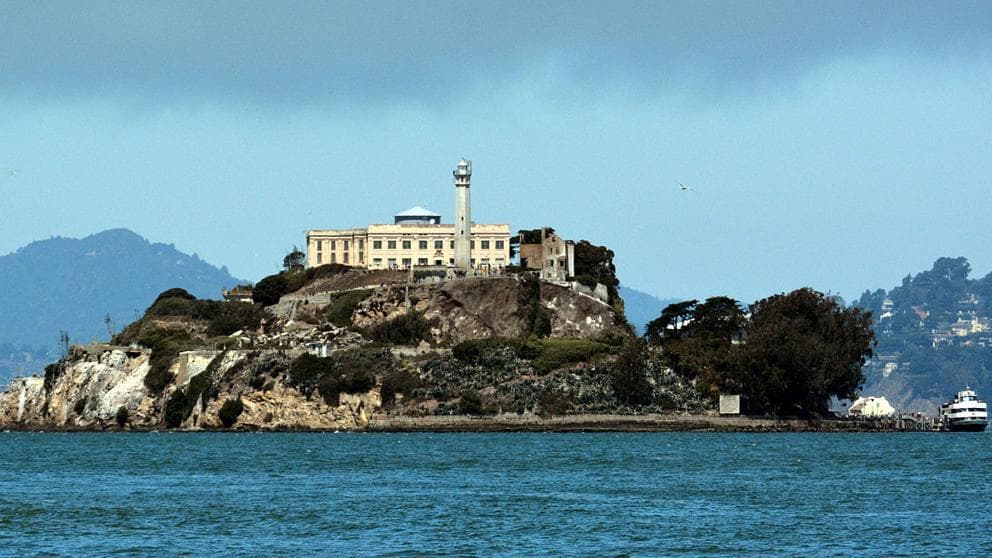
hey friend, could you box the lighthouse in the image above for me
[453,158,472,269]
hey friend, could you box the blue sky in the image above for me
[1,1,990,304]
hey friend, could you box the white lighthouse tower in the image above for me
[453,158,472,270]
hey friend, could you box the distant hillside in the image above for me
[0,229,243,382]
[619,286,680,335]
[854,257,992,413]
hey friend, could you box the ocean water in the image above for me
[0,432,989,557]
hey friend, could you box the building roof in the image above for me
[395,206,441,217]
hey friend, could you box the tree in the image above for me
[729,288,875,417]
[645,300,698,344]
[283,246,305,272]
[610,337,653,406]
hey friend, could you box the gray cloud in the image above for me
[2,1,990,106]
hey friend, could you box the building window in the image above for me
[434,240,443,250]
[330,240,336,250]
[402,240,411,250]
[358,239,364,250]
[330,253,336,263]
[343,252,349,264]
[471,258,476,265]
[316,252,322,264]
[496,258,505,265]
[481,240,490,249]
[402,258,412,268]
[388,240,397,249]
[495,240,504,249]
[344,240,349,250]
[418,257,428,265]
[373,240,382,249]
[419,240,428,250]
[470,240,475,249]
[316,240,322,251]
[388,258,397,268]
[373,257,382,266]
[450,240,455,249]
[358,251,364,263]
[435,259,443,266]
[449,258,454,265]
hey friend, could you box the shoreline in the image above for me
[2,413,917,433]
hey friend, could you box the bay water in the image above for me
[1,432,989,556]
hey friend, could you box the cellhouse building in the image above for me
[305,159,511,271]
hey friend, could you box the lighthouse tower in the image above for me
[453,158,472,269]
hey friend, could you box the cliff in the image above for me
[0,272,704,431]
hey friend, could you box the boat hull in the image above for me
[947,420,989,432]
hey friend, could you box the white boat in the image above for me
[938,388,989,432]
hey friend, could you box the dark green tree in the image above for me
[283,246,306,272]
[729,288,875,416]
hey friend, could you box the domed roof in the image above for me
[395,206,440,217]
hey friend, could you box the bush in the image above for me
[138,328,195,395]
[115,406,129,427]
[325,289,372,327]
[43,360,66,393]
[288,353,334,393]
[457,388,483,415]
[380,369,422,405]
[530,338,611,374]
[366,311,437,345]
[163,390,189,428]
[610,338,653,407]
[205,303,265,337]
[573,274,598,289]
[218,398,244,428]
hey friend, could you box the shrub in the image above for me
[325,289,372,327]
[218,398,244,428]
[43,360,66,393]
[252,273,290,306]
[138,327,195,394]
[163,390,189,428]
[452,337,525,363]
[288,353,333,393]
[73,396,88,415]
[205,303,265,337]
[380,369,422,405]
[457,388,483,415]
[610,338,653,407]
[573,274,598,289]
[366,311,437,345]
[115,406,129,427]
[530,338,611,374]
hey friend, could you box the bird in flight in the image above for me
[679,182,694,192]
[9,170,17,177]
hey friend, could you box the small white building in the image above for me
[848,396,895,418]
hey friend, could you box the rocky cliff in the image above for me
[0,273,704,431]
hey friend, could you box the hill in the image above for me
[0,229,244,383]
[619,286,680,335]
[854,257,992,413]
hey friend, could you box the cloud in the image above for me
[2,1,990,107]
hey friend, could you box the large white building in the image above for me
[306,159,511,271]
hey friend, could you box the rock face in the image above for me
[352,277,621,344]
[0,346,376,431]
[0,275,632,431]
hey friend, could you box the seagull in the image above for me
[9,170,17,177]
[679,182,694,192]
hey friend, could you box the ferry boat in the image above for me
[938,388,989,432]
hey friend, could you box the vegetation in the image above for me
[610,338,653,406]
[218,398,244,427]
[649,289,875,416]
[380,368,422,406]
[324,289,373,327]
[137,327,195,395]
[252,263,353,306]
[141,288,265,337]
[365,311,437,345]
[573,240,622,313]
[288,347,393,405]
[452,336,614,375]
[519,274,551,338]
[283,246,306,272]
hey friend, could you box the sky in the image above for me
[1,1,990,305]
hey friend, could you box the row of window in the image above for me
[369,239,505,250]
[371,257,506,268]
[314,251,364,265]
[315,239,364,251]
